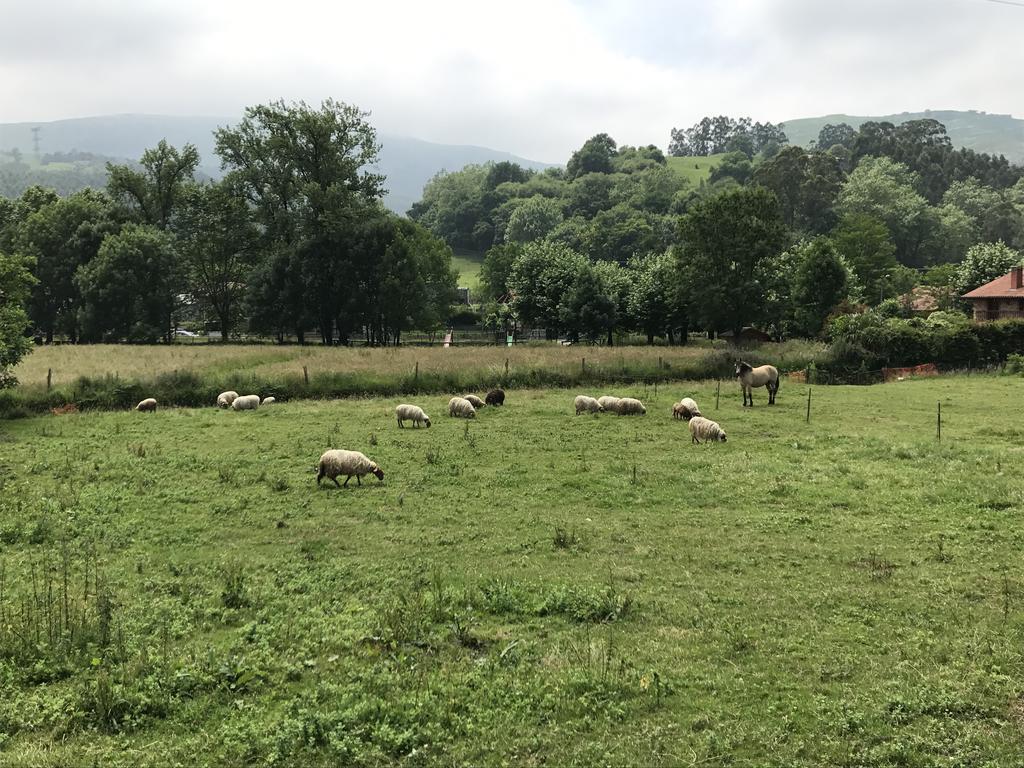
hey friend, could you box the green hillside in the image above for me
[666,153,725,185]
[784,110,1024,161]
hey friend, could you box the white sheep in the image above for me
[597,396,621,413]
[261,396,276,406]
[448,397,477,419]
[231,394,260,411]
[463,394,486,409]
[673,397,701,421]
[135,398,157,412]
[615,397,647,416]
[689,416,727,444]
[317,449,384,487]
[217,391,239,409]
[396,403,431,428]
[574,395,603,415]
[735,361,780,407]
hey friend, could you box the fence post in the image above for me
[415,361,419,384]
[505,358,509,376]
[47,368,52,391]
[715,380,721,410]
[658,356,662,370]
[582,357,586,374]
[654,379,658,398]
[806,388,811,423]
[303,366,309,385]
[937,401,941,441]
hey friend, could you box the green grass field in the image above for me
[1,376,1022,766]
[667,154,725,185]
[450,251,484,294]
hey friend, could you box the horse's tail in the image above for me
[773,370,781,395]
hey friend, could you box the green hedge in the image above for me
[818,317,1024,381]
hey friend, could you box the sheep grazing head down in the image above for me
[735,362,752,379]
[372,466,385,482]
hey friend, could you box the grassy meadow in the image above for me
[666,154,723,185]
[449,251,484,293]
[6,341,825,416]
[0,375,1022,765]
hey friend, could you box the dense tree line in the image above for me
[411,116,1024,347]
[0,100,458,373]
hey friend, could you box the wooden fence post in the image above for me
[715,380,720,410]
[303,366,309,385]
[806,388,811,423]
[937,401,941,441]
[47,368,52,391]
[415,361,419,384]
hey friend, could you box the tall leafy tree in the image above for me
[566,134,617,180]
[835,157,937,267]
[508,241,588,336]
[0,249,35,386]
[175,182,259,341]
[75,224,181,342]
[480,242,522,302]
[951,241,1021,296]
[215,99,385,343]
[830,214,897,304]
[15,189,119,342]
[788,238,851,336]
[627,252,686,344]
[107,140,200,229]
[676,187,787,337]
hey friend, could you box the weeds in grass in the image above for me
[553,525,580,550]
[270,477,290,492]
[128,443,146,458]
[218,466,236,485]
[368,432,378,447]
[220,562,248,609]
[425,447,442,466]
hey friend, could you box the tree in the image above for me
[0,250,35,386]
[15,189,119,342]
[480,242,522,301]
[175,182,259,341]
[368,220,457,345]
[408,165,489,251]
[676,187,787,337]
[951,241,1021,297]
[566,134,617,179]
[752,147,843,233]
[107,140,200,229]
[709,152,753,186]
[788,238,851,336]
[817,123,857,151]
[829,214,897,304]
[584,204,663,264]
[835,156,937,267]
[75,224,181,342]
[505,195,564,243]
[507,241,588,336]
[216,99,385,343]
[558,263,617,343]
[627,252,686,344]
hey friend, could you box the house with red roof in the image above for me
[962,265,1024,321]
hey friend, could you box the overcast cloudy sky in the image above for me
[1,0,1022,162]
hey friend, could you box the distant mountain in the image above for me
[0,114,553,212]
[783,110,1024,162]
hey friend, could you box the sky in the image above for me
[1,0,1023,163]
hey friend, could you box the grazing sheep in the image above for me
[396,403,431,428]
[261,397,276,406]
[735,361,780,407]
[317,449,384,487]
[485,389,505,406]
[597,395,621,413]
[673,397,701,421]
[448,396,477,419]
[689,416,727,444]
[136,398,157,412]
[574,395,603,415]
[615,397,647,416]
[231,394,260,411]
[217,390,239,409]
[464,394,486,409]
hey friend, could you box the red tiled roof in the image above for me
[962,270,1024,299]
